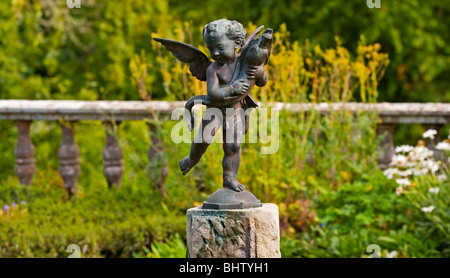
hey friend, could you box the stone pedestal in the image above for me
[186,203,281,258]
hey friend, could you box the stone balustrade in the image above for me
[0,100,180,196]
[1,100,449,194]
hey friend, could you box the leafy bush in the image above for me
[0,181,186,258]
[281,133,450,258]
[140,233,186,258]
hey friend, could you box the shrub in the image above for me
[0,181,186,258]
[281,133,450,258]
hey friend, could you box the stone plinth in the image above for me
[186,203,280,258]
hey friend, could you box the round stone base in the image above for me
[186,203,281,258]
[202,188,261,209]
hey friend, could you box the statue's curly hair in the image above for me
[203,19,246,47]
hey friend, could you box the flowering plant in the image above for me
[0,201,27,223]
[383,129,450,239]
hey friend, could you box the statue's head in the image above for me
[202,19,246,63]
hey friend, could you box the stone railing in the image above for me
[1,100,449,195]
[0,100,182,196]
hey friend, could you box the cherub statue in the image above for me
[154,19,272,192]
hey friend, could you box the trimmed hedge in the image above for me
[0,182,186,258]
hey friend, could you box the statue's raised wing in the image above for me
[153,38,212,82]
[238,25,264,57]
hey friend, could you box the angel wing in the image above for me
[153,38,212,82]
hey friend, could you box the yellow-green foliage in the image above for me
[148,23,389,103]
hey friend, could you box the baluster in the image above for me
[58,122,81,197]
[147,121,168,198]
[103,121,124,189]
[14,120,36,185]
[377,123,396,170]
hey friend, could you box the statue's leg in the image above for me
[222,110,245,192]
[179,111,222,175]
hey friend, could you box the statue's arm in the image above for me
[248,65,268,87]
[255,70,268,87]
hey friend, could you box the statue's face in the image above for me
[204,32,236,64]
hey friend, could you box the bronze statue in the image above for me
[154,19,272,202]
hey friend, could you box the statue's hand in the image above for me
[247,65,265,80]
[231,79,250,96]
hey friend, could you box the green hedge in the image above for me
[0,182,186,258]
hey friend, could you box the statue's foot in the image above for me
[223,178,245,192]
[179,156,195,175]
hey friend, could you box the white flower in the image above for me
[398,169,412,177]
[428,187,440,194]
[436,142,450,151]
[437,174,447,182]
[423,129,437,140]
[386,250,398,258]
[430,162,439,174]
[410,146,433,160]
[395,178,411,186]
[396,186,404,195]
[404,161,416,168]
[383,168,398,179]
[395,145,414,153]
[421,206,435,213]
[390,155,408,167]
[420,160,439,174]
[412,167,429,176]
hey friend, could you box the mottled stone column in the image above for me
[58,122,81,197]
[103,121,124,189]
[14,120,36,185]
[186,203,281,258]
[147,122,168,198]
[377,123,396,170]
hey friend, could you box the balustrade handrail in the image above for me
[1,99,449,195]
[0,100,448,123]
